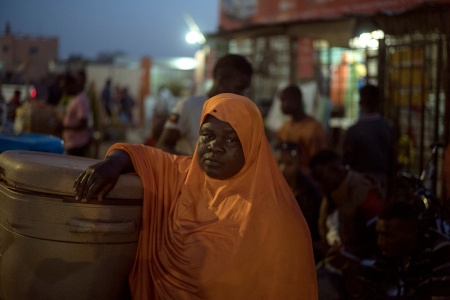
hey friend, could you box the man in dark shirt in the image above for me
[342,84,395,201]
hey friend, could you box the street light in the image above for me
[183,12,206,45]
[349,30,384,50]
[186,31,203,44]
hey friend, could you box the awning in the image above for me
[205,2,450,47]
[207,18,356,48]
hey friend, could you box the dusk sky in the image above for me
[0,0,220,60]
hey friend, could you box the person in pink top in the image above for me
[61,71,92,157]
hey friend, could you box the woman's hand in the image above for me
[73,150,133,202]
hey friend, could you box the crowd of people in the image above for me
[72,53,450,299]
[1,70,137,158]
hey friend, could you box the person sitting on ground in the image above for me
[274,141,322,261]
[354,201,450,299]
[309,149,382,299]
[74,93,318,299]
[156,54,253,156]
[277,84,327,173]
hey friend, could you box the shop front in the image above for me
[204,0,450,197]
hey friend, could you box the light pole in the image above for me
[183,12,208,95]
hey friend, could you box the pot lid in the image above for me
[0,150,142,200]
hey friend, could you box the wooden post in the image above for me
[139,56,151,128]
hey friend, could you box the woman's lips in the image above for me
[205,158,223,167]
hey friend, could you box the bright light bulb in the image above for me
[359,33,372,44]
[186,31,200,44]
[175,57,197,70]
[372,30,385,40]
[367,39,379,49]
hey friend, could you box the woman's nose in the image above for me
[209,139,225,153]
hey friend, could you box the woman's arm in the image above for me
[73,149,135,202]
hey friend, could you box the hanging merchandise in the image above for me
[330,52,349,106]
[389,47,429,106]
[397,133,416,167]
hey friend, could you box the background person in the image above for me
[87,81,101,134]
[118,87,135,125]
[101,79,112,120]
[342,84,395,201]
[309,149,382,299]
[277,84,328,173]
[355,201,450,299]
[156,53,253,155]
[59,72,92,157]
[0,91,12,134]
[274,141,323,262]
[74,93,318,299]
[47,73,64,106]
[145,86,176,147]
[7,90,21,124]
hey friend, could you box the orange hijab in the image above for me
[109,93,317,299]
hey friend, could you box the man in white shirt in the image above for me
[156,54,253,155]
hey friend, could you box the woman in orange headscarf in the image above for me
[74,93,318,299]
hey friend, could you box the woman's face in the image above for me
[197,115,245,180]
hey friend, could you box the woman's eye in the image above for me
[226,137,239,143]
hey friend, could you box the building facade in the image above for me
[0,24,58,84]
